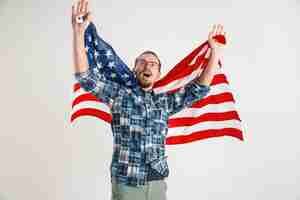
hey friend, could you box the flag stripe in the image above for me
[72,101,111,115]
[166,128,243,145]
[70,29,244,145]
[153,44,209,88]
[170,101,238,120]
[167,119,242,136]
[169,110,241,127]
[70,108,112,123]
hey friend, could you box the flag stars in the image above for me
[126,80,132,86]
[106,50,113,57]
[108,61,115,68]
[97,62,103,69]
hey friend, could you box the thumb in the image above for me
[86,11,92,22]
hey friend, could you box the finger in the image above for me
[224,31,228,40]
[211,24,216,35]
[218,24,223,35]
[86,11,92,22]
[79,0,84,13]
[216,24,220,35]
[72,5,76,24]
[76,0,81,13]
[208,29,213,39]
[83,0,88,13]
[213,24,218,36]
[220,25,224,35]
[81,0,85,12]
[72,4,75,18]
[216,24,221,35]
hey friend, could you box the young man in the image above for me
[71,0,225,199]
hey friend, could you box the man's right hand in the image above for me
[72,0,92,73]
[71,0,92,36]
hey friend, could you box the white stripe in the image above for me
[167,119,242,137]
[73,88,90,99]
[71,101,111,115]
[170,101,236,119]
[189,44,209,65]
[154,66,224,94]
[154,67,204,93]
[203,82,231,96]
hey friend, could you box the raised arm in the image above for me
[72,0,121,104]
[71,0,91,74]
[195,24,226,86]
[166,24,226,116]
[71,0,136,88]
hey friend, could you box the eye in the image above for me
[149,63,155,67]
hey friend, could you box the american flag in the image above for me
[70,22,244,145]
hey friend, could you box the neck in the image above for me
[141,85,153,92]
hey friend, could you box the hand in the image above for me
[71,0,92,35]
[208,24,226,53]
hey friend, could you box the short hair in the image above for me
[134,50,161,72]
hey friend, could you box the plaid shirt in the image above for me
[74,68,210,187]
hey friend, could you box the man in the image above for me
[71,0,225,199]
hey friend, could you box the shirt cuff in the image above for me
[74,68,91,81]
[191,82,211,94]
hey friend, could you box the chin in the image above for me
[140,82,152,88]
[137,78,152,88]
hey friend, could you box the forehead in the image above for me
[138,53,159,62]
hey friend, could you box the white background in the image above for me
[0,0,299,199]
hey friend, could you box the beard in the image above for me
[136,73,153,88]
[137,76,152,88]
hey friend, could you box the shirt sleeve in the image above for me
[166,81,210,116]
[74,68,122,105]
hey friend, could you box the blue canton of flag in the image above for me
[84,22,137,88]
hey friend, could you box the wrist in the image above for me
[73,30,85,38]
[211,47,221,54]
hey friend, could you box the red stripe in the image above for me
[72,93,103,108]
[168,110,241,127]
[70,108,112,123]
[165,72,228,95]
[191,92,235,108]
[154,44,208,88]
[154,34,226,89]
[74,83,81,92]
[211,73,229,85]
[165,127,243,145]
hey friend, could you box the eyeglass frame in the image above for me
[136,58,159,67]
[135,58,161,70]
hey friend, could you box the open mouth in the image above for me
[142,72,152,78]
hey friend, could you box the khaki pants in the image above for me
[111,178,167,200]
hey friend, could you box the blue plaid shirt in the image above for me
[75,68,210,187]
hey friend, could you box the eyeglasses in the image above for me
[136,58,160,68]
